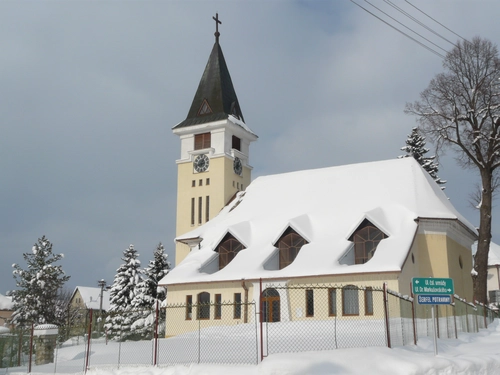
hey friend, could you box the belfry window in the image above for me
[215,233,245,270]
[275,227,308,269]
[349,219,387,264]
[194,132,211,150]
[232,136,241,151]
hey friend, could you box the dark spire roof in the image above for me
[173,38,245,129]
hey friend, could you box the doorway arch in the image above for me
[261,288,280,322]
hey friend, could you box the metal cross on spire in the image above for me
[213,13,221,43]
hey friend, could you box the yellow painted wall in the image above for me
[165,281,253,337]
[400,232,474,301]
[487,265,500,295]
[175,155,251,265]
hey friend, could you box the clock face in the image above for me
[194,154,209,173]
[233,157,242,176]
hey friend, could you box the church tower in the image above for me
[173,14,258,265]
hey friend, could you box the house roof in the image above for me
[72,286,110,311]
[0,293,13,310]
[161,158,477,286]
[488,242,500,266]
[173,40,244,129]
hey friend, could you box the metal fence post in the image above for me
[383,283,391,348]
[197,316,201,364]
[411,292,417,345]
[453,303,458,339]
[154,301,159,366]
[259,278,264,362]
[28,323,34,374]
[85,308,93,373]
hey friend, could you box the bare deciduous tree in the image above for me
[406,36,500,304]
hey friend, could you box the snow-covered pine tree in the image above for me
[11,236,70,327]
[399,127,446,189]
[130,242,171,339]
[105,244,143,340]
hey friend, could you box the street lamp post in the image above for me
[97,279,107,335]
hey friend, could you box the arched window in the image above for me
[350,220,387,264]
[215,233,245,270]
[261,288,280,322]
[275,227,308,269]
[342,285,359,316]
[197,292,210,320]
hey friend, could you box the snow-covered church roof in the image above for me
[161,158,476,286]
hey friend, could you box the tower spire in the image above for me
[213,13,221,43]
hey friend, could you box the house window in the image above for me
[197,292,210,320]
[206,178,210,185]
[191,198,195,226]
[198,197,202,225]
[194,132,211,150]
[186,295,193,320]
[275,227,308,269]
[232,135,241,151]
[350,220,387,264]
[234,293,242,319]
[365,288,374,315]
[215,233,245,270]
[192,180,195,187]
[328,288,337,316]
[199,179,203,186]
[342,285,359,316]
[214,294,222,319]
[306,289,314,317]
[206,196,210,222]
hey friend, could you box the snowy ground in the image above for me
[3,320,500,375]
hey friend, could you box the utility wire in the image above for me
[350,0,445,58]
[405,0,469,43]
[365,0,448,53]
[383,0,458,47]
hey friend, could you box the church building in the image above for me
[160,17,477,337]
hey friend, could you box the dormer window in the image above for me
[197,99,213,116]
[215,233,245,270]
[275,227,308,269]
[349,219,387,264]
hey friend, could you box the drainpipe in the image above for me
[496,265,500,290]
[242,279,249,323]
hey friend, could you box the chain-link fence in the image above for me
[0,283,497,374]
[261,284,388,357]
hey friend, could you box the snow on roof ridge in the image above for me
[162,158,477,286]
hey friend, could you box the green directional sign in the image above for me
[412,277,454,295]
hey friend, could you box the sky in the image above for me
[2,0,500,294]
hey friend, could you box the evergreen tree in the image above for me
[399,127,446,189]
[105,244,142,340]
[11,236,70,327]
[130,243,171,338]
